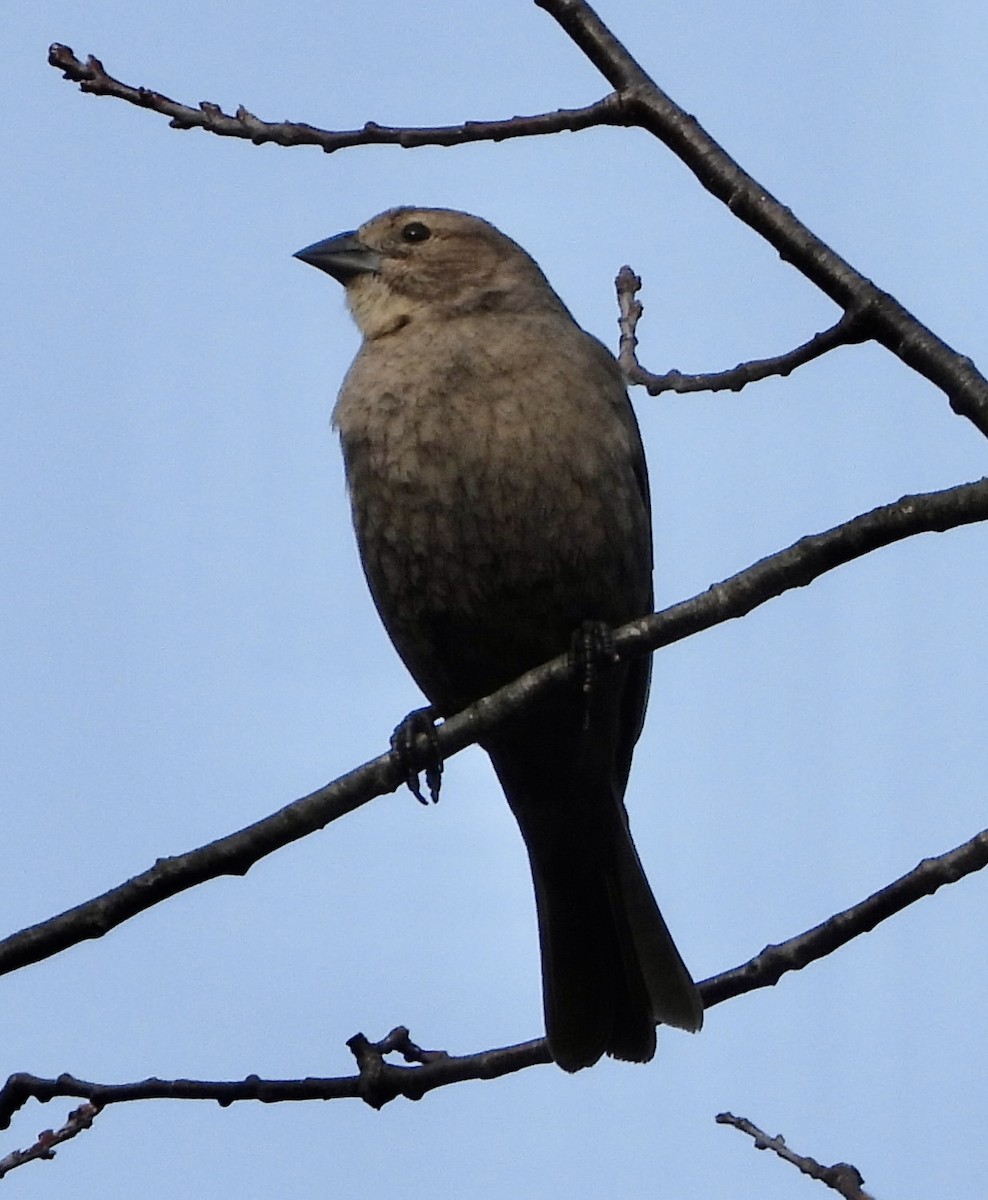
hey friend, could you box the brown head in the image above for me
[294,207,571,340]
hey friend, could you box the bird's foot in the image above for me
[391,706,443,805]
[570,620,619,731]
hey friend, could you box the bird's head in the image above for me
[294,207,566,339]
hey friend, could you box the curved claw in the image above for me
[390,706,443,805]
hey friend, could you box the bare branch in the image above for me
[0,478,984,981]
[535,0,654,92]
[0,1037,550,1128]
[46,43,627,153]
[615,266,871,394]
[537,0,988,437]
[3,819,985,1120]
[701,825,988,1007]
[48,6,988,435]
[716,1113,875,1199]
[0,1103,101,1180]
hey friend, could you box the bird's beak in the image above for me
[293,232,382,284]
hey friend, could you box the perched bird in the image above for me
[295,208,702,1071]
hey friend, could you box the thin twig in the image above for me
[615,266,871,394]
[46,43,628,152]
[0,477,985,981]
[717,1112,875,1200]
[0,1103,101,1179]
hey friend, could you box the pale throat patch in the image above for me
[346,275,419,340]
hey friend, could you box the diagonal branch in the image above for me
[536,0,988,437]
[2,820,985,1122]
[616,266,872,394]
[0,477,985,980]
[0,1103,101,1180]
[46,43,628,152]
[716,1113,875,1200]
[701,825,988,1007]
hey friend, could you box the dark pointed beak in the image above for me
[293,231,382,285]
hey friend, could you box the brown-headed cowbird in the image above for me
[295,208,702,1071]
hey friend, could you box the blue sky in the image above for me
[4,2,988,1196]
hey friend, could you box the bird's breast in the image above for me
[332,322,650,707]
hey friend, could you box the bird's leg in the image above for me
[390,706,443,805]
[569,620,619,732]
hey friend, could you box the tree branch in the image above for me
[536,0,988,437]
[0,477,984,980]
[716,1112,875,1200]
[0,1103,101,1180]
[701,824,988,1007]
[616,266,871,394]
[3,820,985,1123]
[0,1034,550,1129]
[48,6,988,435]
[46,43,627,152]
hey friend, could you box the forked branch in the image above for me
[616,266,873,394]
[48,2,988,435]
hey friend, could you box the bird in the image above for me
[294,207,702,1071]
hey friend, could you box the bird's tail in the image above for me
[526,794,703,1072]
[487,710,703,1072]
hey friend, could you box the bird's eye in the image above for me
[400,221,431,243]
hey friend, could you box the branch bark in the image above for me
[46,43,629,151]
[716,1112,875,1200]
[701,824,988,1007]
[0,1103,101,1180]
